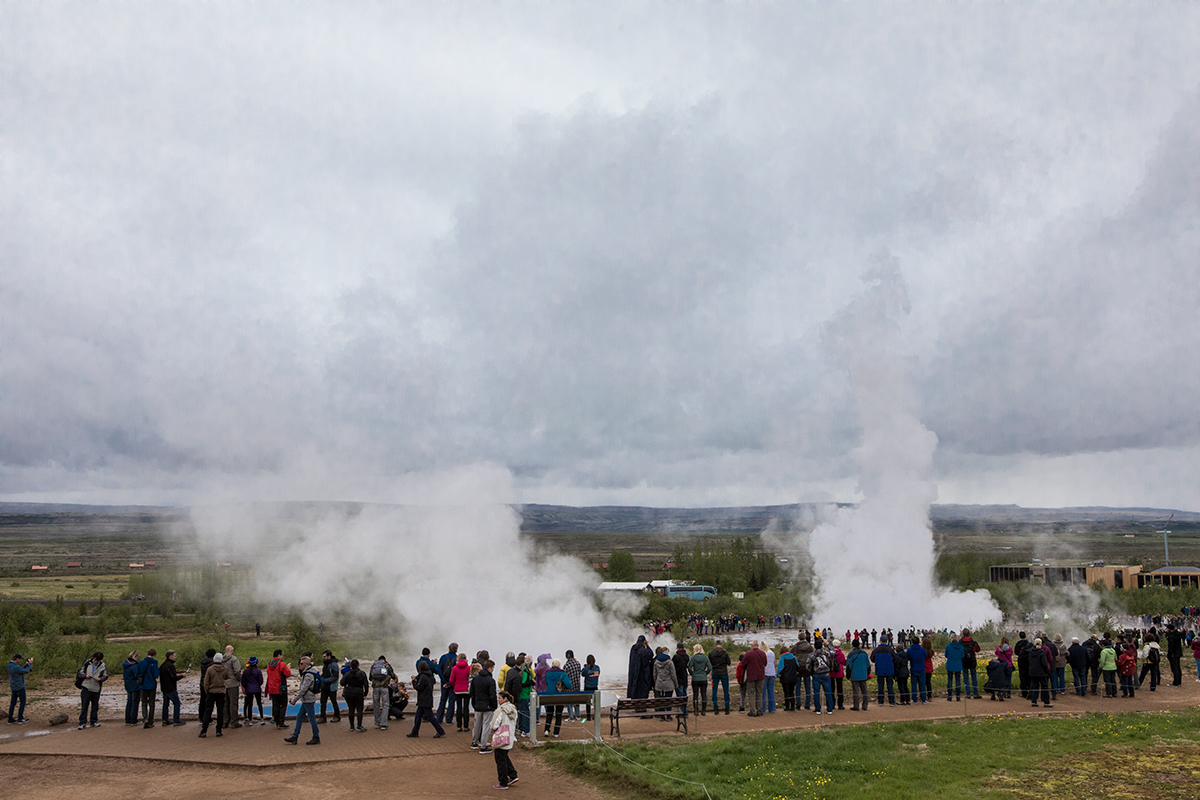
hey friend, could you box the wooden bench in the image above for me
[608,696,689,738]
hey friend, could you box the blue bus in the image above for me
[664,585,717,601]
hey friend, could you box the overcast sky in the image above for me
[3,3,1199,510]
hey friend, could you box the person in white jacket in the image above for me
[490,691,520,789]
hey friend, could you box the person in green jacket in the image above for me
[1098,636,1118,697]
[687,644,712,715]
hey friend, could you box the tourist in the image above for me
[807,639,834,714]
[564,650,583,721]
[1067,637,1088,696]
[78,652,107,729]
[829,639,846,710]
[984,654,1006,701]
[763,642,777,713]
[471,658,499,750]
[708,640,731,715]
[159,650,186,725]
[406,659,445,738]
[688,644,712,715]
[369,655,396,730]
[846,639,871,711]
[871,636,896,706]
[581,653,601,720]
[1099,634,1118,697]
[137,648,160,727]
[906,639,927,704]
[122,650,141,726]
[450,653,472,732]
[241,656,265,724]
[1117,642,1138,697]
[199,652,229,737]
[223,645,243,728]
[1051,634,1068,697]
[1028,637,1053,707]
[7,653,32,724]
[284,655,322,745]
[944,634,964,701]
[267,650,292,728]
[319,650,341,724]
[490,690,520,789]
[792,632,814,710]
[1138,635,1161,691]
[672,644,691,717]
[627,635,653,700]
[341,658,368,731]
[198,649,216,729]
[436,643,458,725]
[1164,623,1185,686]
[960,628,983,698]
[543,658,571,736]
[743,641,767,717]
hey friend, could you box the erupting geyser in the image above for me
[807,255,1000,631]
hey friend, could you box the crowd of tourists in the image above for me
[16,642,601,791]
[624,620,1200,717]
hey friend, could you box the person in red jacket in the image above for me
[266,650,292,728]
[742,642,768,717]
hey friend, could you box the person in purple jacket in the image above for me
[241,656,266,724]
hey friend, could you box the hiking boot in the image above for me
[284,736,298,744]
[306,737,320,745]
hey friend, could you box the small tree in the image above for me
[607,550,637,582]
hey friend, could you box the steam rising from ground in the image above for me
[804,256,1000,631]
[186,465,638,671]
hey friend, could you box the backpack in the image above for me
[75,660,89,690]
[441,659,455,684]
[1148,646,1160,665]
[370,660,389,681]
[307,667,324,694]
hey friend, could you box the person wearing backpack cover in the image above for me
[137,649,160,727]
[369,655,395,730]
[284,655,322,745]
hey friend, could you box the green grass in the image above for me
[1,573,129,601]
[541,710,1200,800]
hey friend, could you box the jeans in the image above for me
[812,674,833,712]
[409,706,444,736]
[910,673,927,703]
[799,674,813,708]
[161,690,181,723]
[876,675,895,705]
[1120,673,1136,697]
[1088,665,1101,694]
[140,689,157,724]
[436,683,453,723]
[712,674,729,711]
[1053,666,1066,695]
[8,688,26,721]
[1072,666,1087,695]
[946,670,962,699]
[516,698,530,735]
[125,689,141,724]
[764,676,776,712]
[291,701,318,739]
[472,708,493,748]
[373,686,389,727]
[964,666,979,696]
[896,676,909,703]
[675,683,688,717]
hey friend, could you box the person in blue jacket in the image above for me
[122,651,142,725]
[906,640,928,703]
[944,635,965,701]
[7,653,32,724]
[137,649,161,727]
[870,637,896,706]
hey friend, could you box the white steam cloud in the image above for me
[805,254,1000,631]
[185,464,638,672]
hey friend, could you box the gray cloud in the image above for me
[3,4,1199,507]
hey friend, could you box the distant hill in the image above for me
[0,501,1196,533]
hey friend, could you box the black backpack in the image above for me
[75,660,89,690]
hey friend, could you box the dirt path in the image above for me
[3,678,1199,798]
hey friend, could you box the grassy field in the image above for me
[542,710,1200,800]
[1,573,131,602]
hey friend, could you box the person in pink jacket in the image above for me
[830,640,847,711]
[449,654,472,731]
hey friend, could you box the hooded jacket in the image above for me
[653,653,678,692]
[450,659,472,694]
[203,661,229,695]
[491,699,518,750]
[413,661,436,707]
[267,657,292,695]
